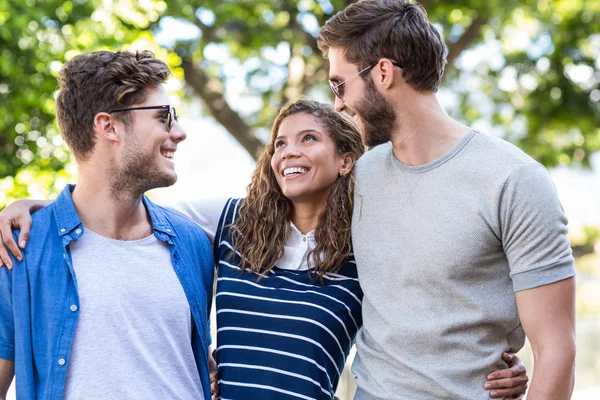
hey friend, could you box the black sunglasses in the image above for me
[108,105,178,132]
[329,61,403,101]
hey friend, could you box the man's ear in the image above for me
[94,112,120,143]
[376,58,397,90]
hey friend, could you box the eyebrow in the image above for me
[298,129,322,136]
[275,129,323,140]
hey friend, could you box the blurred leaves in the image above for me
[0,0,170,204]
[1,0,600,207]
[440,0,600,167]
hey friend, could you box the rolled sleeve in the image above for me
[500,163,576,291]
[511,257,576,292]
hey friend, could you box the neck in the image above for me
[390,92,470,166]
[291,196,327,234]
[72,164,152,240]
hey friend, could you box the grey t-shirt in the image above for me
[63,229,204,400]
[351,130,575,399]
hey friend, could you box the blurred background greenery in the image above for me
[1,0,599,398]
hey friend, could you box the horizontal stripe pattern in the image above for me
[214,198,363,399]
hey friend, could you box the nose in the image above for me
[170,121,187,143]
[334,96,346,113]
[282,141,300,159]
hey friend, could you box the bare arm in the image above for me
[516,277,576,399]
[0,199,51,268]
[0,358,14,400]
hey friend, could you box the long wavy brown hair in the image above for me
[231,99,365,280]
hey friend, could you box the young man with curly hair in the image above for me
[0,51,214,400]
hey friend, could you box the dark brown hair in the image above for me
[232,99,365,279]
[318,0,448,92]
[56,50,171,160]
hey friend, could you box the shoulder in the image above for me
[468,131,538,169]
[221,197,243,219]
[456,131,548,191]
[26,200,59,239]
[30,201,57,223]
[213,197,244,240]
[149,201,211,243]
[356,142,392,166]
[355,142,393,176]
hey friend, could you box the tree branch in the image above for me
[193,16,215,42]
[180,57,263,159]
[280,0,311,104]
[282,43,307,104]
[443,14,487,78]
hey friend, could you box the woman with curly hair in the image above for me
[0,99,528,399]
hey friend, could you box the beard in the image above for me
[353,77,397,147]
[108,130,177,202]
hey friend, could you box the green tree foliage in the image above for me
[1,0,599,206]
[0,0,172,204]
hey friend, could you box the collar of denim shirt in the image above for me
[52,184,176,240]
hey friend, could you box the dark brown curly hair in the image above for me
[232,99,365,280]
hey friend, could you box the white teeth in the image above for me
[161,151,174,159]
[283,167,307,176]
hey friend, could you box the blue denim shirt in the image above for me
[0,185,214,399]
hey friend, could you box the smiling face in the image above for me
[328,47,397,147]
[109,85,187,198]
[270,112,350,205]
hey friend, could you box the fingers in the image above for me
[0,223,15,268]
[0,220,18,269]
[488,384,528,398]
[210,348,219,398]
[210,372,219,398]
[502,352,515,364]
[503,352,526,373]
[17,214,32,250]
[485,375,528,389]
[0,242,12,269]
[487,364,526,380]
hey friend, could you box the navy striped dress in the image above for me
[214,198,364,399]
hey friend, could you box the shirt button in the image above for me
[58,358,66,366]
[166,228,171,232]
[303,237,306,242]
[70,305,78,312]
[60,228,66,233]
[63,254,68,260]
[75,228,82,235]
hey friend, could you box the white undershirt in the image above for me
[168,198,316,271]
[65,229,204,399]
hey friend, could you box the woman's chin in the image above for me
[282,190,328,207]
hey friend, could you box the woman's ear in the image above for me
[339,152,356,176]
